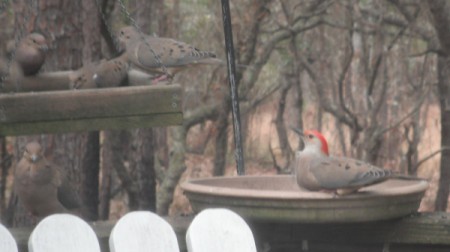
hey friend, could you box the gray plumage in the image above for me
[117,26,220,82]
[93,53,129,88]
[69,63,98,90]
[15,33,48,76]
[293,129,392,195]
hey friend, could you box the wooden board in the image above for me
[1,71,71,93]
[0,84,182,135]
[186,208,257,252]
[29,214,101,252]
[7,213,450,252]
[110,211,179,252]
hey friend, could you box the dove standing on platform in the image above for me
[93,53,129,88]
[117,26,220,84]
[15,33,48,76]
[69,63,98,90]
[14,142,81,218]
[292,129,392,195]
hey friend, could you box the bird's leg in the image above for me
[331,191,339,199]
[151,74,173,85]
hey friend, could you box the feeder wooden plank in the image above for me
[0,113,182,135]
[0,84,182,135]
[1,71,71,92]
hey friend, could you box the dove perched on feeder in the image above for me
[117,26,221,83]
[292,129,393,195]
[14,142,81,218]
[15,33,48,76]
[93,53,129,88]
[69,63,98,90]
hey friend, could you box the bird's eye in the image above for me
[308,134,314,139]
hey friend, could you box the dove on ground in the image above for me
[292,129,393,195]
[15,33,48,76]
[93,53,129,88]
[117,26,221,83]
[14,142,81,218]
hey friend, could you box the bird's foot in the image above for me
[331,191,339,199]
[151,74,173,85]
[319,189,340,198]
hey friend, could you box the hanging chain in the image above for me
[116,0,170,78]
[94,0,121,53]
[0,0,9,12]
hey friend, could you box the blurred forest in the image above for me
[0,0,450,227]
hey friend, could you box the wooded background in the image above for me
[0,0,449,227]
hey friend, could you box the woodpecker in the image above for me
[292,128,392,195]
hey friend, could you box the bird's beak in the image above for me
[291,127,304,138]
[30,154,39,162]
[40,45,49,52]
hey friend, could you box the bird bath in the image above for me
[181,175,428,223]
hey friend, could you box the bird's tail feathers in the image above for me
[391,173,428,181]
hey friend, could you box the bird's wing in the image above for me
[310,156,392,189]
[56,168,82,210]
[69,62,102,90]
[135,37,217,68]
[94,55,129,88]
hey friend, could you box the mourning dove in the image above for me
[93,53,129,88]
[117,26,221,83]
[15,33,48,76]
[69,63,98,90]
[292,129,393,195]
[14,142,81,218]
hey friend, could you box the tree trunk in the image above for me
[213,101,230,176]
[427,0,450,211]
[130,129,156,211]
[80,132,99,221]
[0,137,12,217]
[157,126,186,215]
[434,55,450,211]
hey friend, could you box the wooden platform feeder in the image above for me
[0,71,183,136]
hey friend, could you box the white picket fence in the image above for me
[1,208,256,252]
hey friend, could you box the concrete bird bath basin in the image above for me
[181,175,428,223]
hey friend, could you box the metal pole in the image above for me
[220,0,245,175]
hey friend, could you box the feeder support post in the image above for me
[220,0,245,175]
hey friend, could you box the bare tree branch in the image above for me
[414,147,450,171]
[377,83,431,137]
[337,13,358,131]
